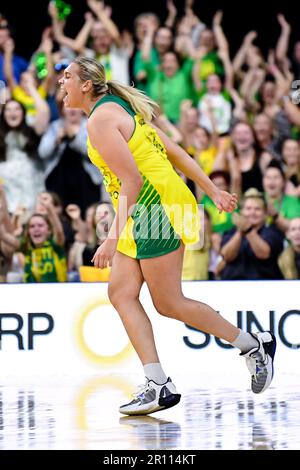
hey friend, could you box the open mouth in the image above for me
[60,86,69,102]
[7,117,20,126]
[32,233,43,239]
[63,92,70,106]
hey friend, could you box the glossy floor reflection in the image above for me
[0,375,299,450]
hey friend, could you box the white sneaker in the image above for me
[119,377,181,416]
[241,331,277,394]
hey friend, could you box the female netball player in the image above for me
[59,57,276,416]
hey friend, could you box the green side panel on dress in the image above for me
[132,176,180,259]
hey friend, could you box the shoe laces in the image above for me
[133,379,151,399]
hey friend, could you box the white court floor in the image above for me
[0,372,299,450]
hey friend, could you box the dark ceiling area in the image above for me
[1,0,298,59]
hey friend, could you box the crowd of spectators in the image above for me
[0,0,300,283]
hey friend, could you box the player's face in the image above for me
[59,63,85,109]
[28,216,50,246]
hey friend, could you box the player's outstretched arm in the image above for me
[152,123,238,213]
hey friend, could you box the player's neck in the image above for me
[82,93,106,116]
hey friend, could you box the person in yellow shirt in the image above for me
[187,126,218,177]
[58,56,276,416]
[182,210,211,281]
[12,76,47,117]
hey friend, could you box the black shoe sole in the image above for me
[158,393,181,409]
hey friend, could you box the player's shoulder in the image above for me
[88,102,121,131]
[89,101,120,120]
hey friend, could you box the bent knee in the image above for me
[108,282,140,310]
[153,298,182,320]
[107,283,125,308]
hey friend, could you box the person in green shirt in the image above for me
[194,12,225,86]
[134,47,160,92]
[133,16,173,92]
[263,163,300,233]
[143,51,197,123]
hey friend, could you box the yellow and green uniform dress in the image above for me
[87,95,200,259]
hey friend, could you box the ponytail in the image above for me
[106,80,159,121]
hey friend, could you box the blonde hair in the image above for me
[241,188,266,210]
[73,56,158,121]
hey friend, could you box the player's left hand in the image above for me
[92,238,117,269]
[213,190,238,213]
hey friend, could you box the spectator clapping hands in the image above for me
[232,212,253,233]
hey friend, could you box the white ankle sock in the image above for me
[231,330,259,353]
[143,363,168,384]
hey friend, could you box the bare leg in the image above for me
[108,251,160,364]
[140,243,240,343]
